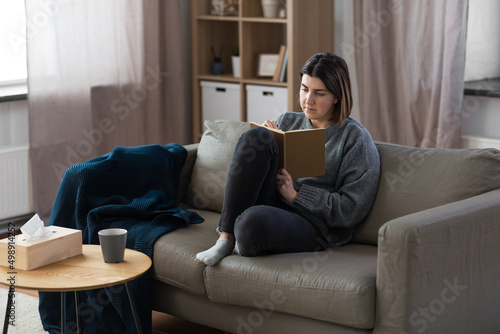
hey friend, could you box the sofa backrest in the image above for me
[185,120,250,212]
[352,141,500,245]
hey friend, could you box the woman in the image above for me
[196,52,380,266]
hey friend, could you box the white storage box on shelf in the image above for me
[246,85,288,124]
[200,81,241,125]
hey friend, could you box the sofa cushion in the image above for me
[204,244,378,329]
[353,142,500,245]
[152,209,222,296]
[185,120,250,212]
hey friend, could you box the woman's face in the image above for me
[300,74,338,128]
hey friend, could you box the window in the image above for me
[0,1,27,84]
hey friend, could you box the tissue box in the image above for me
[0,226,82,270]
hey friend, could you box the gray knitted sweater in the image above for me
[276,112,380,247]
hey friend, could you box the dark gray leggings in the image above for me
[218,127,323,257]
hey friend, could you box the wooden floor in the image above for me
[2,286,224,334]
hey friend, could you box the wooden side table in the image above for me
[0,244,152,334]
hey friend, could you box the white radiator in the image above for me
[461,135,500,149]
[0,145,34,220]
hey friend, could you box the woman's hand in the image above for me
[262,120,278,129]
[277,168,297,202]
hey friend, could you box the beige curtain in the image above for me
[26,0,191,221]
[353,0,468,148]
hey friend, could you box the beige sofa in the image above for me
[151,120,500,334]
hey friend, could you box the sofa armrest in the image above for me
[176,143,199,205]
[375,188,500,334]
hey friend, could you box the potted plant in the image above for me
[231,44,240,78]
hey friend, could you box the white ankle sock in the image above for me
[196,238,234,266]
[216,227,239,254]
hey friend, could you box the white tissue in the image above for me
[20,214,53,241]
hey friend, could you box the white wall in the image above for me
[0,100,29,147]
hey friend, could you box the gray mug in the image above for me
[98,228,127,263]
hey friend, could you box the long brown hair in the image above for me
[300,52,353,124]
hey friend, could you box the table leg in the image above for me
[60,292,65,334]
[74,291,82,334]
[2,288,14,334]
[125,282,142,334]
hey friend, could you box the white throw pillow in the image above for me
[186,120,250,212]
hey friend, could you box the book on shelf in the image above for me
[250,122,325,178]
[273,45,287,82]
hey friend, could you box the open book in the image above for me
[250,122,325,178]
